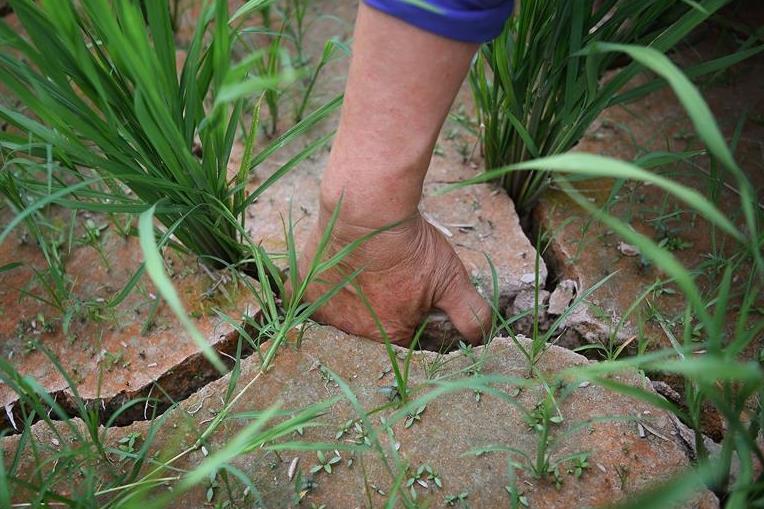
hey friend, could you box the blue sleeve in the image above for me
[363,0,514,43]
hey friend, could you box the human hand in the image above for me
[288,4,489,346]
[294,202,492,346]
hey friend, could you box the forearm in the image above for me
[319,3,478,228]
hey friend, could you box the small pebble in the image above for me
[288,457,299,480]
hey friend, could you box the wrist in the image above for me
[319,161,424,230]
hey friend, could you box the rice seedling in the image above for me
[0,167,71,311]
[247,29,287,137]
[0,0,340,285]
[295,37,351,122]
[278,0,311,68]
[470,0,763,212]
[456,41,764,505]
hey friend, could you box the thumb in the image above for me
[434,260,493,345]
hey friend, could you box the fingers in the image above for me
[433,259,493,346]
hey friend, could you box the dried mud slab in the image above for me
[531,33,764,359]
[0,221,258,427]
[2,326,717,508]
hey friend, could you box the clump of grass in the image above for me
[457,41,764,505]
[0,0,339,283]
[470,0,762,212]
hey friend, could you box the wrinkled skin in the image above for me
[290,5,492,346]
[295,204,492,346]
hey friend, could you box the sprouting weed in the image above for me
[459,341,484,401]
[205,471,219,503]
[22,340,37,355]
[658,234,693,252]
[459,341,474,359]
[654,286,678,297]
[378,384,402,403]
[690,321,705,342]
[526,401,563,433]
[103,349,129,371]
[616,465,630,490]
[336,419,355,440]
[404,405,426,429]
[110,213,133,238]
[567,454,590,479]
[352,421,371,446]
[116,432,142,460]
[35,313,55,334]
[77,218,111,271]
[505,484,529,508]
[310,450,341,475]
[318,365,338,390]
[457,140,471,161]
[406,464,442,499]
[548,464,564,490]
[444,491,469,506]
[292,470,316,505]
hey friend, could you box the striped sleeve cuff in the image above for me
[363,0,514,43]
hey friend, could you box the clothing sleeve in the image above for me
[363,0,514,43]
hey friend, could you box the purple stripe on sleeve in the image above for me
[364,0,514,43]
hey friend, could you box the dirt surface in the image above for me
[2,325,718,508]
[0,213,259,427]
[1,1,759,505]
[532,16,764,360]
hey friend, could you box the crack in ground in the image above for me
[2,327,258,434]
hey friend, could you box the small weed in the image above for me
[110,213,133,238]
[77,218,111,271]
[292,470,317,505]
[103,349,129,371]
[505,483,529,508]
[657,234,693,252]
[421,351,450,380]
[406,463,442,499]
[616,465,630,491]
[205,472,219,504]
[444,491,469,506]
[335,419,355,440]
[351,421,371,447]
[459,341,485,402]
[567,453,590,479]
[378,383,402,403]
[310,450,342,475]
[404,405,426,429]
[116,432,142,460]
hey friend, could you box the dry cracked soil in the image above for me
[2,0,763,507]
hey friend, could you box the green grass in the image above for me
[0,0,340,284]
[1,1,763,508]
[470,0,763,212]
